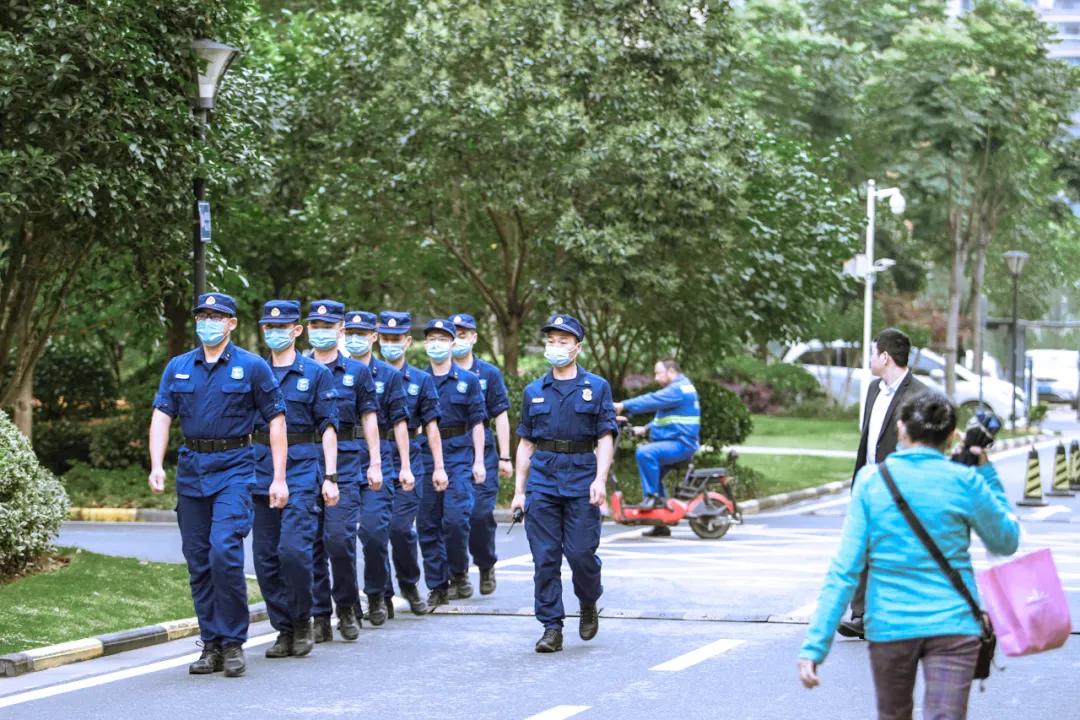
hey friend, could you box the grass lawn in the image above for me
[745,414,861,451]
[737,454,853,498]
[0,547,261,655]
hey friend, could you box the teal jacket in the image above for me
[799,446,1020,664]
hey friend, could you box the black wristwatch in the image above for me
[325,473,338,484]
[499,456,512,462]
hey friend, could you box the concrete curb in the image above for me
[737,480,848,516]
[67,507,177,522]
[0,603,268,678]
[993,433,1057,452]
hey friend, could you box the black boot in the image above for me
[448,572,473,600]
[367,594,388,626]
[643,525,672,537]
[313,615,333,643]
[264,633,292,659]
[426,587,449,613]
[636,494,662,510]
[401,584,428,615]
[385,595,396,620]
[579,603,599,641]
[291,618,314,657]
[838,616,865,640]
[222,644,246,677]
[479,567,496,595]
[337,606,360,641]
[188,642,223,674]
[535,628,564,653]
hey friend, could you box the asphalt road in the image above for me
[4,433,1080,719]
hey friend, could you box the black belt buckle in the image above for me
[554,439,571,453]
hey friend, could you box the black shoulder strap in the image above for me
[878,461,984,625]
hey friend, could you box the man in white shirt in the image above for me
[839,328,926,639]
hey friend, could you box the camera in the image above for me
[952,409,1002,466]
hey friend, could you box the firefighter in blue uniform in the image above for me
[615,359,700,535]
[307,300,382,642]
[149,292,287,677]
[510,314,617,653]
[451,313,512,595]
[376,310,448,615]
[251,300,340,659]
[417,318,487,609]
[342,309,411,624]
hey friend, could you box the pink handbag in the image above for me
[976,548,1071,657]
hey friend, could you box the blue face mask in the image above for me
[263,328,294,352]
[196,318,227,347]
[426,340,451,362]
[544,345,574,368]
[451,340,473,359]
[309,328,339,350]
[381,342,406,361]
[344,335,371,357]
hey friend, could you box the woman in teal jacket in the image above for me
[798,392,1020,719]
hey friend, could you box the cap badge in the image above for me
[270,307,281,317]
[583,388,593,402]
[388,318,398,328]
[454,315,462,323]
[352,315,360,323]
[554,316,563,325]
[206,296,216,306]
[318,305,327,315]
[436,321,443,329]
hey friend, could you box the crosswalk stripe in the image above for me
[525,705,591,720]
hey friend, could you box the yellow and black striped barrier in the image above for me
[1047,442,1075,497]
[1017,446,1047,507]
[1070,439,1080,492]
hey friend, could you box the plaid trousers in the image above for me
[869,634,981,720]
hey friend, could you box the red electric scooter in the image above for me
[607,423,741,539]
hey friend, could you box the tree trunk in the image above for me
[499,315,521,378]
[968,231,990,379]
[944,225,966,400]
[13,363,33,441]
[164,288,189,360]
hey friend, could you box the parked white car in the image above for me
[784,340,1026,422]
[1027,349,1079,404]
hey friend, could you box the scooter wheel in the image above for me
[689,511,731,540]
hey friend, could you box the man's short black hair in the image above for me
[875,328,911,368]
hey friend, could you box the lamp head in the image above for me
[190,39,239,110]
[888,192,906,216]
[1002,250,1029,277]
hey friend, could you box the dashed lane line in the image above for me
[649,638,746,672]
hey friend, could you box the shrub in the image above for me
[34,339,118,420]
[62,462,174,510]
[88,414,149,470]
[697,380,753,447]
[32,418,92,474]
[0,410,70,577]
[715,356,768,385]
[762,363,823,406]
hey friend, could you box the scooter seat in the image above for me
[690,467,728,480]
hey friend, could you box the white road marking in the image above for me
[0,632,277,709]
[1021,505,1071,522]
[650,638,745,672]
[497,527,646,568]
[751,496,851,518]
[781,601,819,619]
[525,705,591,720]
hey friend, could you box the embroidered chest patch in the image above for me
[297,378,310,392]
[582,388,593,402]
[456,381,468,394]
[343,374,355,387]
[230,366,244,380]
[375,381,385,394]
[408,383,420,396]
[480,379,488,391]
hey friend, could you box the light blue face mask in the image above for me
[308,328,339,350]
[426,340,451,362]
[381,342,406,361]
[196,318,227,347]
[344,335,371,357]
[451,340,473,359]
[544,345,574,368]
[263,328,294,352]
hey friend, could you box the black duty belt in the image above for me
[252,431,320,446]
[338,424,361,440]
[184,436,252,453]
[536,439,596,454]
[439,424,468,439]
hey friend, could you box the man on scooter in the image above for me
[615,360,700,528]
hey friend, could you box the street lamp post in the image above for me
[858,180,905,428]
[1003,250,1029,430]
[188,40,239,322]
